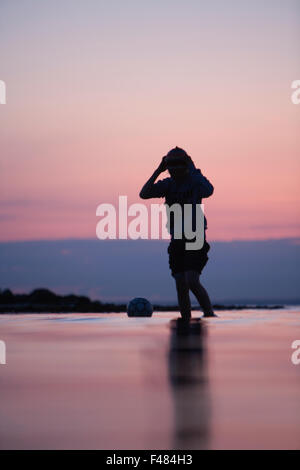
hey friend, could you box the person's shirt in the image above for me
[140,161,214,240]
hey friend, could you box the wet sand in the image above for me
[0,309,299,449]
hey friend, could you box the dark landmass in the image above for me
[0,288,285,313]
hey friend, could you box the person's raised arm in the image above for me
[187,156,214,198]
[139,157,169,199]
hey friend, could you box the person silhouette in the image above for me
[140,146,217,320]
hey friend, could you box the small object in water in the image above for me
[127,297,153,317]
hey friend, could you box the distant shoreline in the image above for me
[0,288,284,313]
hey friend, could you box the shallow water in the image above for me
[0,308,299,449]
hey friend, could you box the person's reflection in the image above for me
[167,318,210,449]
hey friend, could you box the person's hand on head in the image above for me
[156,156,168,174]
[185,154,196,171]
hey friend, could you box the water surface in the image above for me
[0,308,299,449]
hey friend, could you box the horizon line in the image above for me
[1,235,300,244]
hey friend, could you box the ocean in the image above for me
[0,307,299,449]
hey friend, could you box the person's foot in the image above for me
[202,311,218,318]
[178,316,191,323]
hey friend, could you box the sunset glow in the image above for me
[1,0,299,241]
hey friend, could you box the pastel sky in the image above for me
[1,0,299,242]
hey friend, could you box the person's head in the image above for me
[165,146,189,180]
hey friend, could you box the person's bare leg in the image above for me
[174,272,191,320]
[185,270,217,317]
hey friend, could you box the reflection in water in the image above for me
[167,318,210,449]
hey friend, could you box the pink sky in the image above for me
[0,0,299,241]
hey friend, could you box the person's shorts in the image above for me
[167,238,210,277]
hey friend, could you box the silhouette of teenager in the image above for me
[140,147,217,320]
